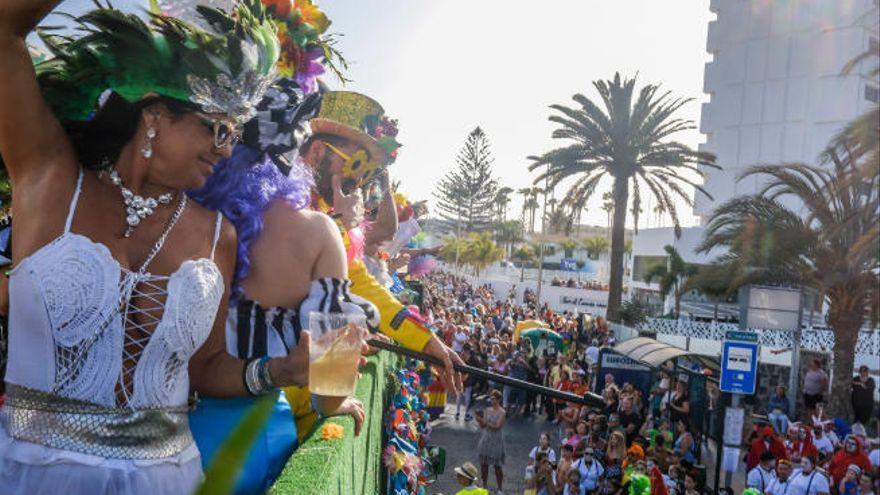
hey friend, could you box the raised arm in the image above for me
[0,0,61,37]
[0,0,78,187]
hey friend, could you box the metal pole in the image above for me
[722,285,751,489]
[723,394,740,489]
[368,338,605,407]
[535,177,550,307]
[788,289,804,417]
[713,392,729,492]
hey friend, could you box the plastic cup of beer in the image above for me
[308,312,366,397]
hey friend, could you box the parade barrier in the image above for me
[270,350,395,495]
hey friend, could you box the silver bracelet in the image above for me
[259,356,276,389]
[244,357,275,396]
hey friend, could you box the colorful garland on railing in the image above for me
[383,368,432,495]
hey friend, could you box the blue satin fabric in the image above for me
[189,392,298,495]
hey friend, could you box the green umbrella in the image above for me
[520,328,567,354]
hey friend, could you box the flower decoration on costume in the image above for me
[320,422,345,440]
[384,369,432,495]
[260,0,345,94]
[363,115,403,163]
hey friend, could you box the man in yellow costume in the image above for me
[285,91,463,434]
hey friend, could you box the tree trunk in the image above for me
[606,177,630,322]
[825,301,864,419]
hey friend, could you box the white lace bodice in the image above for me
[5,170,224,409]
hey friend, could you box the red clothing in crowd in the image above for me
[787,426,819,462]
[827,436,872,486]
[650,466,669,495]
[553,380,574,404]
[747,426,788,471]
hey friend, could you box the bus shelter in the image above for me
[597,337,724,491]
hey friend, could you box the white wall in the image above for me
[461,270,609,316]
[695,0,879,221]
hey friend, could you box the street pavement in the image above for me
[426,396,551,495]
[424,396,746,495]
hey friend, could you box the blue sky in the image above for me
[49,0,714,229]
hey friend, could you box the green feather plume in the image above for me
[35,0,279,122]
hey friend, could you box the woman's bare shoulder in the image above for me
[264,201,340,242]
[185,200,236,259]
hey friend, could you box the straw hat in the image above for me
[454,461,479,482]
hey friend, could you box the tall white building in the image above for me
[694,0,879,221]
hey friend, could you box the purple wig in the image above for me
[189,145,313,303]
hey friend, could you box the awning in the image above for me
[612,337,720,371]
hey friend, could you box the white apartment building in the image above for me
[694,0,879,221]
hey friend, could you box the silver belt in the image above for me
[1,384,194,460]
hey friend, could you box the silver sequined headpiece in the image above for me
[187,67,277,124]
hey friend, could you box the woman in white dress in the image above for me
[0,2,311,493]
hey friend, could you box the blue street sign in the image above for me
[720,331,759,395]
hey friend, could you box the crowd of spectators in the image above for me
[419,271,880,495]
[420,272,712,494]
[550,277,609,292]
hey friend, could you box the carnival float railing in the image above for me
[270,351,395,495]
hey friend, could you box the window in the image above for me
[866,85,880,104]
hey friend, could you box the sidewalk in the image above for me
[427,399,550,495]
[427,398,747,495]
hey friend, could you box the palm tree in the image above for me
[682,263,737,321]
[698,150,879,417]
[495,219,524,256]
[559,238,580,258]
[545,207,573,236]
[569,196,588,236]
[518,187,531,227]
[582,236,610,260]
[494,186,514,223]
[512,245,537,282]
[462,233,504,277]
[439,235,468,269]
[643,245,697,318]
[630,201,644,234]
[529,73,718,321]
[518,187,542,233]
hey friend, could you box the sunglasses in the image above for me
[196,113,241,148]
[322,142,379,181]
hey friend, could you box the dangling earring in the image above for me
[141,127,157,159]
